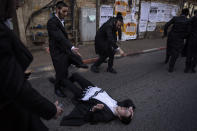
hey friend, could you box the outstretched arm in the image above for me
[47,19,73,52]
[164,17,175,37]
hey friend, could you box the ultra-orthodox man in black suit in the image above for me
[0,0,63,130]
[91,13,124,74]
[184,10,197,73]
[47,1,88,97]
[60,73,136,126]
[163,8,189,72]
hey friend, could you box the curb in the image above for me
[31,47,166,73]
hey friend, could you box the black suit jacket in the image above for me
[0,22,57,131]
[47,15,83,81]
[60,98,135,126]
[164,15,189,55]
[95,17,121,55]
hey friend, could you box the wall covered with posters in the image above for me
[114,0,139,41]
[99,0,181,41]
[18,0,193,47]
[139,1,179,37]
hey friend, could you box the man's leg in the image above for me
[165,53,170,64]
[191,57,197,73]
[69,53,88,68]
[69,73,95,90]
[91,54,108,73]
[168,54,178,73]
[107,50,117,74]
[54,57,70,97]
[184,57,192,73]
[61,78,83,99]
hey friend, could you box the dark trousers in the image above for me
[169,54,178,70]
[185,57,197,70]
[55,53,84,89]
[61,73,95,99]
[93,50,115,69]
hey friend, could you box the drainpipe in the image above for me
[96,0,100,31]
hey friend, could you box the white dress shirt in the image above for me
[81,86,118,114]
[55,14,65,27]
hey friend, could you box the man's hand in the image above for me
[119,48,126,56]
[54,101,63,119]
[91,104,104,112]
[71,47,82,57]
[128,107,134,119]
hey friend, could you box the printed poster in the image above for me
[115,0,128,16]
[99,5,114,27]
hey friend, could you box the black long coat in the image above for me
[47,15,82,81]
[0,22,57,131]
[164,15,189,56]
[0,0,16,21]
[186,16,197,57]
[95,17,121,56]
[60,99,135,126]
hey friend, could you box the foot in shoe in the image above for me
[91,66,99,73]
[191,68,196,73]
[184,68,189,73]
[107,68,117,74]
[77,64,88,69]
[168,68,174,73]
[55,87,67,97]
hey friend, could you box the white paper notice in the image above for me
[99,5,114,27]
[139,20,148,32]
[147,22,156,31]
[140,1,150,21]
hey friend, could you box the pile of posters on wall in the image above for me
[99,5,114,27]
[138,1,150,32]
[149,2,179,23]
[115,0,138,40]
[122,13,137,40]
[139,1,179,33]
[114,0,128,16]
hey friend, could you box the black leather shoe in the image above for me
[107,68,117,74]
[168,68,174,73]
[76,64,88,69]
[55,87,67,97]
[191,68,196,73]
[24,72,32,79]
[48,77,56,84]
[164,59,169,64]
[184,68,189,73]
[91,65,99,73]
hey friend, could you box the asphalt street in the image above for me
[30,50,197,131]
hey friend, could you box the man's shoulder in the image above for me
[47,15,57,24]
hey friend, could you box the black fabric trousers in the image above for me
[185,57,197,70]
[93,49,115,69]
[54,53,84,90]
[61,73,95,99]
[169,54,179,70]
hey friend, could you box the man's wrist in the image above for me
[71,46,75,50]
[115,47,120,51]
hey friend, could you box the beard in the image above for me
[58,11,64,19]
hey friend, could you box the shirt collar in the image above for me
[55,14,65,26]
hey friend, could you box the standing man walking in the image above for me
[184,10,197,73]
[47,1,88,97]
[91,13,125,74]
[163,8,189,72]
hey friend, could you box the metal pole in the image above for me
[96,0,100,31]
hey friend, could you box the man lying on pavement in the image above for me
[60,73,136,126]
